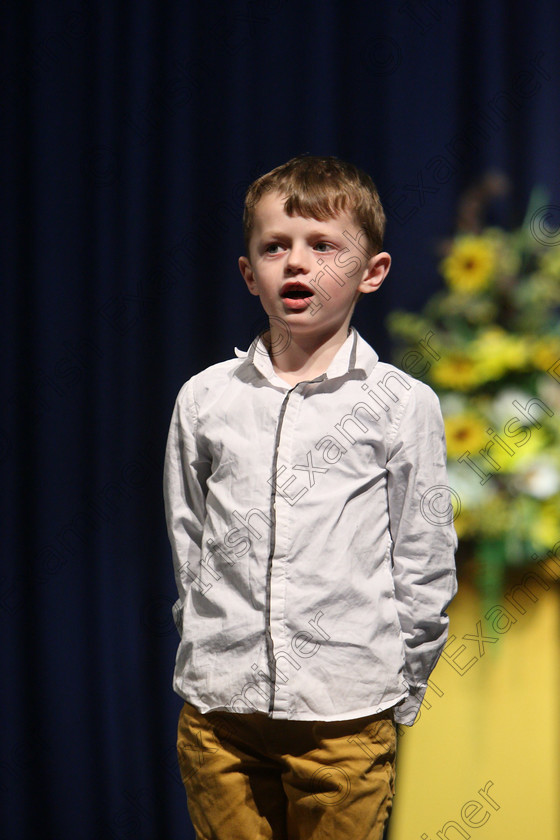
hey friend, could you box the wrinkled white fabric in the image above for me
[164,328,457,725]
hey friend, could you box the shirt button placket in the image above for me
[268,387,302,716]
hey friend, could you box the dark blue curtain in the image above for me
[2,2,559,838]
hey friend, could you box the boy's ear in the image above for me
[358,251,391,296]
[239,256,259,296]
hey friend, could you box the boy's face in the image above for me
[239,191,390,342]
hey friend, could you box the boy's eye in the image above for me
[314,242,333,252]
[265,243,283,254]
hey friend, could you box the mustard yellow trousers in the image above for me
[177,700,397,840]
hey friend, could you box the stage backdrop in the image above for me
[1,2,559,838]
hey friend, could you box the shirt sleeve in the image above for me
[163,379,210,635]
[385,380,458,726]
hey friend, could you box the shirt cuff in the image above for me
[392,684,426,726]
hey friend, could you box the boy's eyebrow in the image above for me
[258,225,349,239]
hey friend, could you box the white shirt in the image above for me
[163,328,457,725]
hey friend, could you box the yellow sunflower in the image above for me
[444,412,488,459]
[440,236,497,294]
[470,328,530,380]
[431,353,483,391]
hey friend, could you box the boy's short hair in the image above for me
[243,155,386,257]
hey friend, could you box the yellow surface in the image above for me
[387,577,560,840]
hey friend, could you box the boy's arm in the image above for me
[386,381,458,726]
[163,379,210,635]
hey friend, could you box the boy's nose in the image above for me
[286,244,311,274]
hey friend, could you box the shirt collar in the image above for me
[234,327,379,387]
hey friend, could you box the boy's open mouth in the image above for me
[281,283,314,299]
[283,289,311,299]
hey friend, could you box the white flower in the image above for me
[487,388,534,427]
[439,393,468,417]
[446,462,494,508]
[515,457,560,499]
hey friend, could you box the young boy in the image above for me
[164,155,458,840]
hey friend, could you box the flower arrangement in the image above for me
[387,178,560,599]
